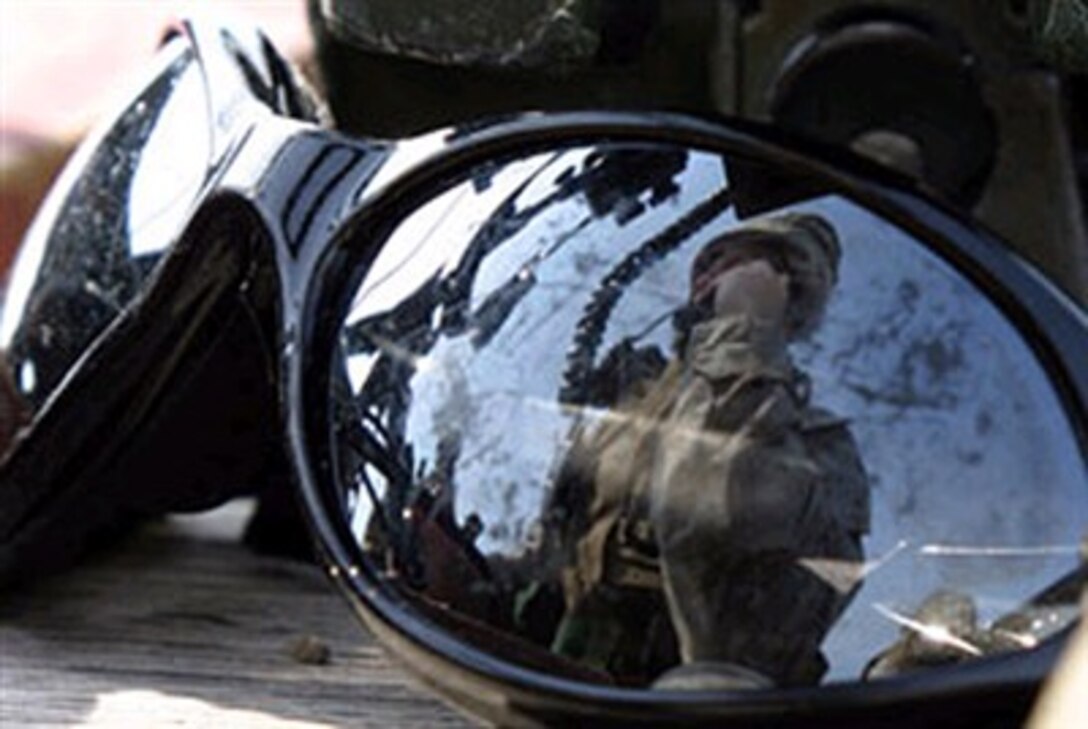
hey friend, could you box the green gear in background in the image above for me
[1032,0,1088,72]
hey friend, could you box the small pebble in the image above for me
[289,635,331,665]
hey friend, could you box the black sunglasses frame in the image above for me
[0,18,365,576]
[1,16,1085,728]
[291,121,1087,728]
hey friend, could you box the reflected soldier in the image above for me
[552,213,870,689]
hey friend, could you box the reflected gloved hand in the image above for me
[707,259,790,325]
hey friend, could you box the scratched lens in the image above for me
[329,140,1087,691]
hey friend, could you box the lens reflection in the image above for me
[331,142,1087,690]
[0,36,211,431]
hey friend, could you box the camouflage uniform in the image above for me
[650,311,870,686]
[554,213,871,687]
[550,365,682,683]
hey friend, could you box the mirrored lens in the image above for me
[0,36,211,443]
[330,141,1087,691]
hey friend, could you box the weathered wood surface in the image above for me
[0,502,472,728]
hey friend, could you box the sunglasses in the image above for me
[1,17,1085,727]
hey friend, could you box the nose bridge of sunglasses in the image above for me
[205,124,392,301]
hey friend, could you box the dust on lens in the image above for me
[0,37,211,437]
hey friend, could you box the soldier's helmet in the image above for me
[689,213,841,336]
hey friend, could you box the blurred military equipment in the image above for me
[309,0,1088,304]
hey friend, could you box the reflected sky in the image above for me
[788,198,1087,676]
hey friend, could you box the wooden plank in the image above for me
[0,502,473,728]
